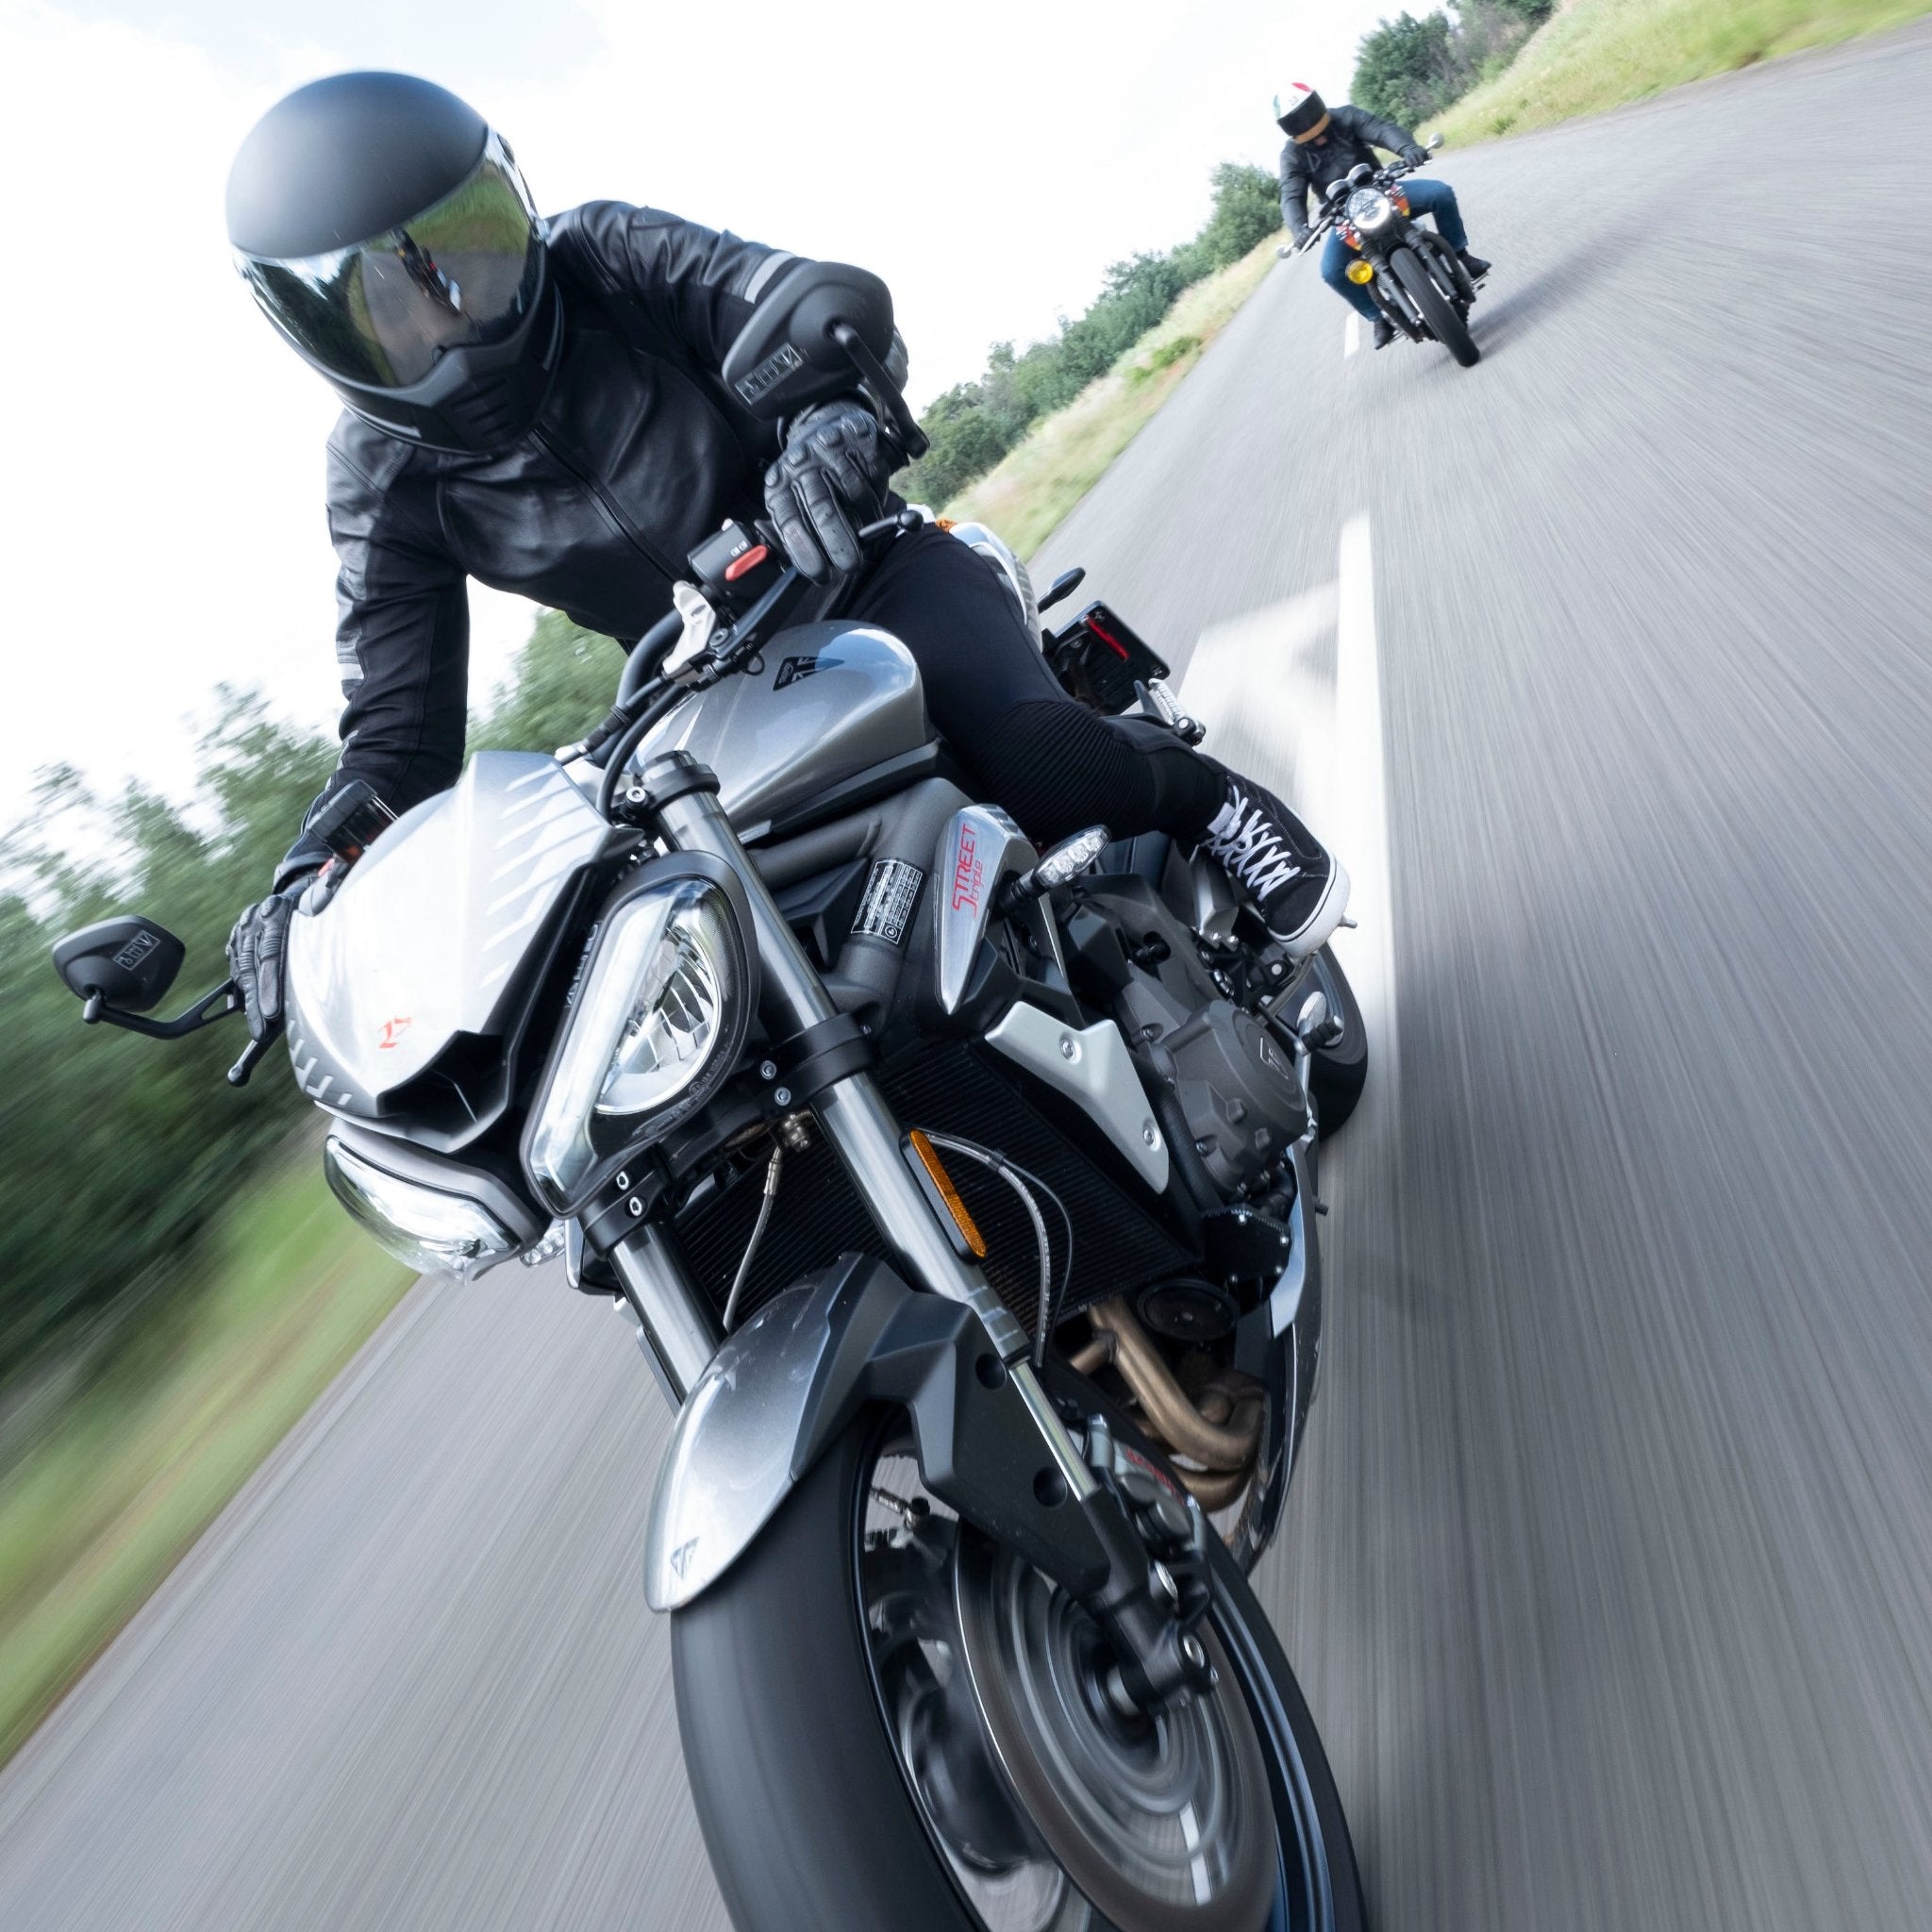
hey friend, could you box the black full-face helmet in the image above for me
[227,72,561,454]
[1274,84,1332,143]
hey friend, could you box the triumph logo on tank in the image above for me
[950,825,983,912]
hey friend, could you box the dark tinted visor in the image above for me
[238,131,542,390]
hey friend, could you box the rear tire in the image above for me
[674,1412,1365,1931]
[1307,945,1369,1136]
[1391,246,1479,367]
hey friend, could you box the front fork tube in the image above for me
[643,758,1097,1512]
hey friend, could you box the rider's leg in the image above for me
[1319,230,1381,323]
[846,524,1347,955]
[1401,177,1472,254]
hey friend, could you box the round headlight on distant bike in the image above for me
[1346,188,1393,232]
[525,867,755,1214]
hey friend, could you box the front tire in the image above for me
[674,1414,1364,1931]
[1390,246,1479,367]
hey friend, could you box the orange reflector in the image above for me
[1345,259,1375,285]
[909,1130,988,1258]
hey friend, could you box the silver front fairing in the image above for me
[622,622,927,832]
[285,754,613,1120]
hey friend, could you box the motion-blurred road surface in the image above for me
[6,25,1932,1930]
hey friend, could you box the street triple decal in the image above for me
[950,824,983,913]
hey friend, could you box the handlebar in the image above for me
[587,507,924,822]
[1291,157,1430,254]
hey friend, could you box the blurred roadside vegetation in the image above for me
[0,621,614,1763]
[1357,0,1929,147]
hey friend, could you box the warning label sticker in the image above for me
[854,858,924,947]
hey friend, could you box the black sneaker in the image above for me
[1201,774,1350,958]
[1457,250,1491,283]
[1372,316,1396,351]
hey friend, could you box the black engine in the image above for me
[1063,874,1308,1198]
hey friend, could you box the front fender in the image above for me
[644,1254,1113,1611]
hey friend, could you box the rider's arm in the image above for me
[275,436,469,888]
[1334,104,1417,157]
[555,200,805,375]
[1277,147,1311,245]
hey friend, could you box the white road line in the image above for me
[1344,314,1360,359]
[1329,512,1398,1098]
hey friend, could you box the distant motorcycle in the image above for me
[1285,135,1482,367]
[51,261,1370,1930]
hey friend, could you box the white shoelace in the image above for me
[1205,786,1304,900]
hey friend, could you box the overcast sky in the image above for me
[0,0,1392,823]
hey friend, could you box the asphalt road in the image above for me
[7,25,1932,1931]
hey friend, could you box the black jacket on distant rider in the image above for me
[1277,106,1418,244]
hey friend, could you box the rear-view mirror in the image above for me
[52,915,186,1013]
[721,259,897,425]
[1426,130,1444,151]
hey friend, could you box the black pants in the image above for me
[845,524,1220,844]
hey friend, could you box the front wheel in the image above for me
[674,1413,1364,1931]
[1390,245,1479,367]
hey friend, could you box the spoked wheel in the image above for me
[673,1413,1364,1931]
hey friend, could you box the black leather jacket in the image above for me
[1278,106,1417,244]
[281,201,797,883]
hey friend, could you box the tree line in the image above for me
[894,161,1283,508]
[1351,0,1554,130]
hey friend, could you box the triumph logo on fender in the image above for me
[951,824,983,912]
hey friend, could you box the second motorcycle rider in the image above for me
[222,71,1350,1046]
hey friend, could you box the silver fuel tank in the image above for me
[618,622,928,832]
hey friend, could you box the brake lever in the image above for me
[226,1032,273,1088]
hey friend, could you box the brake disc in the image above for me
[951,1530,1276,1931]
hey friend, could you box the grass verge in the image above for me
[0,1158,411,1766]
[944,234,1280,558]
[1436,0,1931,145]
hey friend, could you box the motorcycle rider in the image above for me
[223,73,1349,1044]
[1275,82,1491,349]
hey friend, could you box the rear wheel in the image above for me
[1390,246,1479,367]
[1307,946,1369,1136]
[674,1412,1364,1931]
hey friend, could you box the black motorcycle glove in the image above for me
[225,881,308,1046]
[1400,143,1428,167]
[763,400,895,582]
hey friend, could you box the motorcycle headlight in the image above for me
[325,1138,523,1280]
[1347,188,1393,231]
[525,873,752,1213]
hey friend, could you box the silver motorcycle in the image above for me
[53,262,1369,1931]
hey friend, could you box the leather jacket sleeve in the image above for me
[556,201,795,375]
[1278,144,1311,243]
[275,434,470,886]
[1334,103,1417,157]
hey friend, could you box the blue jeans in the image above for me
[1320,177,1470,321]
